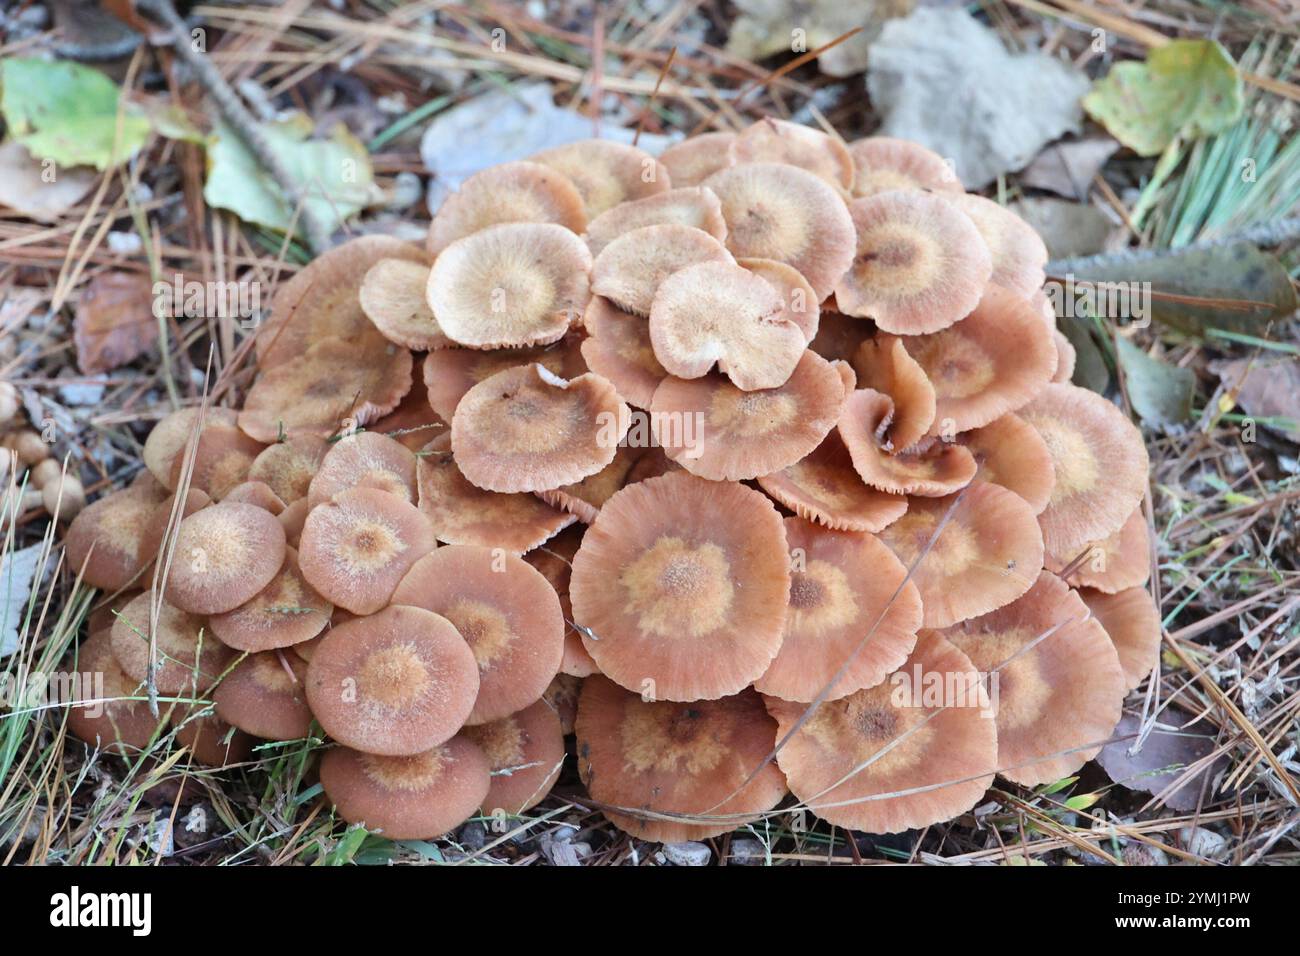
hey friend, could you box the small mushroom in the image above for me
[423,337,586,422]
[730,117,854,189]
[946,193,1048,299]
[305,604,480,755]
[658,131,736,187]
[591,223,734,316]
[851,334,936,451]
[578,296,667,409]
[207,547,333,652]
[168,421,265,500]
[142,407,238,489]
[307,431,418,509]
[463,699,566,815]
[162,501,287,615]
[1078,586,1162,691]
[358,258,451,350]
[838,389,977,496]
[531,139,671,219]
[247,435,330,503]
[847,136,963,198]
[64,472,170,590]
[1045,506,1151,593]
[65,630,160,753]
[959,412,1057,515]
[585,186,727,255]
[221,481,286,515]
[213,651,313,740]
[110,591,233,695]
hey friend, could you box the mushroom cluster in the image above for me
[63,119,1160,843]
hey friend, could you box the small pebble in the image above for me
[662,840,712,867]
[728,838,766,865]
[1179,826,1228,860]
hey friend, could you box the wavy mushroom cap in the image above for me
[1079,586,1162,691]
[142,406,237,489]
[852,335,936,451]
[585,186,727,255]
[162,501,286,615]
[576,677,787,842]
[947,193,1048,299]
[110,591,233,695]
[730,117,854,189]
[64,473,169,590]
[756,430,908,533]
[1046,506,1152,593]
[427,223,591,349]
[451,364,628,494]
[306,605,480,755]
[649,350,845,481]
[65,630,160,753]
[704,162,855,300]
[207,547,332,652]
[756,517,922,702]
[464,699,566,815]
[740,257,820,343]
[256,235,427,367]
[648,260,805,391]
[358,257,450,350]
[847,136,963,197]
[238,337,413,443]
[543,673,582,734]
[767,631,997,834]
[307,431,418,509]
[591,223,733,316]
[879,481,1044,629]
[838,389,977,497]
[579,296,666,409]
[835,191,991,335]
[213,651,313,741]
[247,435,330,503]
[427,159,587,257]
[535,443,641,524]
[531,139,671,218]
[423,336,586,422]
[569,473,790,701]
[658,131,736,187]
[940,571,1126,786]
[298,486,437,615]
[960,412,1056,515]
[391,545,565,725]
[320,736,491,839]
[1020,383,1150,556]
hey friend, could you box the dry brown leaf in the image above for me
[0,140,97,223]
[75,271,157,374]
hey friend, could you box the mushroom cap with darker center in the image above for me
[959,412,1057,515]
[168,421,265,500]
[247,434,330,503]
[162,501,287,614]
[214,651,313,740]
[591,223,734,316]
[569,472,791,701]
[142,406,238,489]
[307,430,418,509]
[305,604,480,755]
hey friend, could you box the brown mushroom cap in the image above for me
[947,193,1048,299]
[1079,586,1162,691]
[756,430,909,533]
[221,481,286,514]
[64,472,169,590]
[649,350,846,481]
[838,389,977,497]
[306,604,480,755]
[307,431,418,509]
[756,517,922,702]
[171,710,254,767]
[847,136,963,198]
[879,481,1045,629]
[658,131,736,187]
[451,363,629,494]
[319,735,490,839]
[731,117,855,189]
[648,260,806,391]
[463,699,566,815]
[835,191,992,335]
[704,162,856,301]
[278,497,309,548]
[427,159,587,257]
[569,473,790,701]
[524,526,598,678]
[167,421,265,500]
[427,222,592,349]
[531,139,671,218]
[740,257,821,343]
[535,443,640,524]
[423,336,586,422]
[247,435,330,503]
[110,590,233,695]
[162,501,287,615]
[298,486,437,615]
[576,676,787,842]
[239,337,414,444]
[256,235,428,368]
[579,296,666,409]
[86,590,142,637]
[1020,383,1150,556]
[1046,506,1151,593]
[960,412,1057,515]
[65,630,160,753]
[767,631,997,834]
[138,488,210,571]
[585,186,727,255]
[358,258,451,351]
[213,651,313,741]
[415,434,575,553]
[391,545,565,725]
[207,546,333,652]
[852,334,936,451]
[543,673,582,734]
[940,571,1126,786]
[142,407,237,489]
[591,223,733,316]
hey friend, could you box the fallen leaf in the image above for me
[1057,316,1112,394]
[0,58,152,170]
[1012,197,1122,260]
[1097,712,1229,812]
[1019,136,1119,198]
[726,0,915,77]
[204,114,378,235]
[1,544,46,658]
[74,271,158,374]
[1115,336,1195,427]
[1083,40,1244,156]
[0,139,98,222]
[1211,357,1300,442]
[867,8,1089,189]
